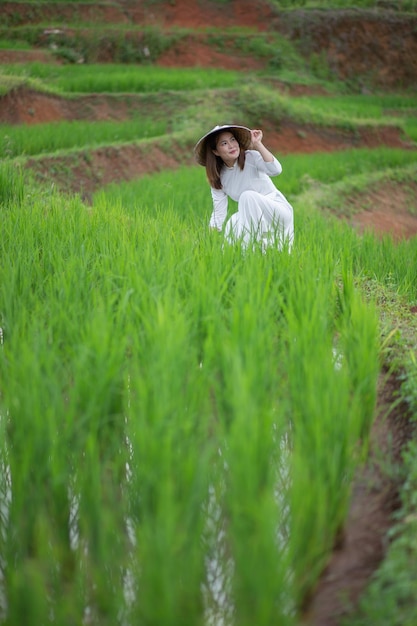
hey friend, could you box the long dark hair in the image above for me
[205,130,246,189]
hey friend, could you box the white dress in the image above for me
[209,150,294,251]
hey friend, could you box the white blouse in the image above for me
[209,150,288,230]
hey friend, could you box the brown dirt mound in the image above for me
[265,121,412,156]
[0,49,57,64]
[0,1,129,26]
[274,9,417,90]
[128,0,273,29]
[0,87,136,125]
[348,182,417,241]
[156,38,265,71]
[0,0,273,30]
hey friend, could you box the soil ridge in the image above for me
[302,371,416,625]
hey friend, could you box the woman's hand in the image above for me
[250,128,275,163]
[250,129,264,148]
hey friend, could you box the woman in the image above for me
[194,124,294,251]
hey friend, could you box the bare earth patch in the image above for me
[156,38,265,71]
[0,88,142,125]
[347,182,417,241]
[0,49,57,64]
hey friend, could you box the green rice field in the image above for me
[1,150,416,623]
[1,8,417,623]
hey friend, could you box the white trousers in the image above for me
[224,190,294,251]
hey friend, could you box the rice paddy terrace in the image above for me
[1,2,417,625]
[1,0,417,234]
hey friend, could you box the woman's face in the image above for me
[213,132,240,167]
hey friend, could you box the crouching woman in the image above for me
[194,124,294,251]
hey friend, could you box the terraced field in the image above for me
[1,2,417,625]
